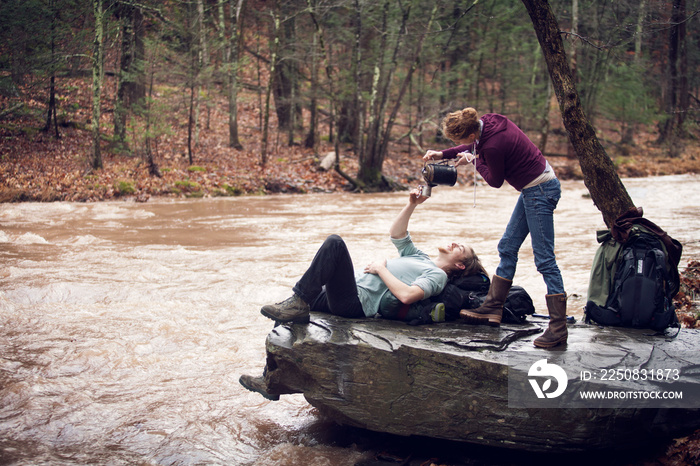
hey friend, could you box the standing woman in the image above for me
[423,107,567,348]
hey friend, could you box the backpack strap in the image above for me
[645,322,681,339]
[648,245,681,338]
[651,248,677,303]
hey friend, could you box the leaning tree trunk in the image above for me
[521,0,633,228]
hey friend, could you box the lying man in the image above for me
[240,188,484,399]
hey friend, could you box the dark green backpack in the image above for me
[585,228,680,334]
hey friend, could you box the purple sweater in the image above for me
[441,114,546,191]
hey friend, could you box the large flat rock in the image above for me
[262,314,700,453]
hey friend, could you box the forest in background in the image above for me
[0,0,699,203]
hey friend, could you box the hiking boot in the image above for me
[534,293,568,348]
[260,294,310,324]
[460,275,512,326]
[239,374,279,401]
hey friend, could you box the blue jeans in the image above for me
[495,178,565,295]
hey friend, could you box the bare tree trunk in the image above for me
[359,0,406,189]
[539,78,552,153]
[456,1,493,110]
[271,2,300,140]
[193,0,207,147]
[286,67,295,147]
[677,0,689,136]
[44,0,60,139]
[303,29,318,150]
[377,3,437,165]
[144,55,161,178]
[521,0,633,227]
[306,0,357,188]
[621,1,647,148]
[658,0,688,157]
[358,0,436,191]
[352,0,363,150]
[261,10,280,166]
[185,1,201,164]
[635,0,646,62]
[114,3,133,148]
[128,7,146,103]
[188,78,195,165]
[255,34,263,130]
[114,3,145,149]
[91,0,105,170]
[220,0,244,150]
[565,0,578,159]
[45,74,59,138]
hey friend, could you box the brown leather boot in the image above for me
[260,294,310,324]
[460,275,512,326]
[239,373,280,401]
[534,293,568,348]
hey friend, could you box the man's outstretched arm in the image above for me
[366,189,429,305]
[390,188,427,239]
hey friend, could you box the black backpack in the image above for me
[585,232,680,333]
[436,275,534,324]
[502,286,536,324]
[463,285,535,324]
[379,274,535,326]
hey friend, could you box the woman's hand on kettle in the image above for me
[423,150,443,162]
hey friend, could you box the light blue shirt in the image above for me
[356,233,447,317]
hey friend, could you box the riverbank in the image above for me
[2,119,700,203]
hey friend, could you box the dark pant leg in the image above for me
[293,235,364,318]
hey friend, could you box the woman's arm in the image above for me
[423,145,471,161]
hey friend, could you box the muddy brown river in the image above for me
[1,175,698,465]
